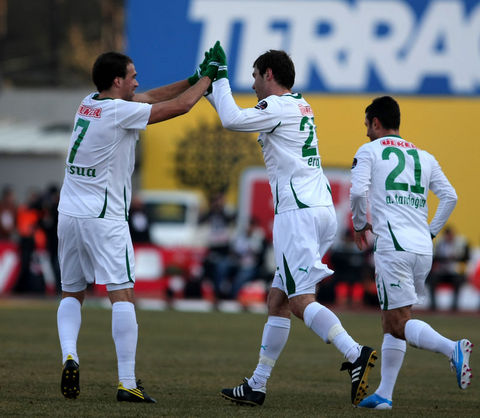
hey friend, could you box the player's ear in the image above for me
[265,68,274,81]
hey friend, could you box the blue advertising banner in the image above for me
[127,0,480,94]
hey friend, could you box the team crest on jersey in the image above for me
[351,158,358,169]
[255,100,268,110]
[78,104,102,118]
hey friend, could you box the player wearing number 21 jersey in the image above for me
[350,133,457,255]
[211,47,376,408]
[350,96,471,411]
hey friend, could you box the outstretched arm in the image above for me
[133,80,191,104]
[147,76,211,124]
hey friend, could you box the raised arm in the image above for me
[147,76,212,124]
[133,79,191,104]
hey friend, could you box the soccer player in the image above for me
[207,43,377,407]
[350,96,473,410]
[56,50,219,402]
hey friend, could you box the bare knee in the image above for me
[382,306,412,340]
[62,291,85,305]
[267,288,290,318]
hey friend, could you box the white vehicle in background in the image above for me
[139,190,206,248]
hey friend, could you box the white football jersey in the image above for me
[350,136,457,255]
[211,78,332,214]
[58,93,151,220]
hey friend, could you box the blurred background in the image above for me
[0,0,479,312]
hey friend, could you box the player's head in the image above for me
[364,96,400,140]
[365,96,400,130]
[252,50,295,98]
[92,51,134,92]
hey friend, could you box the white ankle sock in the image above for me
[249,316,290,389]
[57,297,82,364]
[112,301,138,389]
[404,319,455,357]
[376,333,406,400]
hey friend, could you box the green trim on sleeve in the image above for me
[269,121,281,134]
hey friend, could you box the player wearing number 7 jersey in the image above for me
[351,96,473,410]
[56,50,218,403]
[209,46,377,407]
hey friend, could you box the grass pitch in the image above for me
[0,299,478,417]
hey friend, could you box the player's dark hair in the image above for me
[253,50,295,89]
[92,51,133,92]
[365,96,400,130]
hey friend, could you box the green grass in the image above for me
[0,299,478,417]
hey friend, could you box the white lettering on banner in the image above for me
[189,0,480,93]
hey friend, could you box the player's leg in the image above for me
[220,285,290,406]
[248,287,291,389]
[283,207,376,405]
[57,214,87,399]
[85,217,155,402]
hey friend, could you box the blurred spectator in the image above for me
[200,193,236,299]
[0,185,17,240]
[128,194,151,243]
[230,218,268,299]
[329,229,368,308]
[39,184,61,293]
[427,226,470,311]
[13,189,45,293]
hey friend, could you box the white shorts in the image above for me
[374,251,432,310]
[58,213,135,292]
[271,206,336,298]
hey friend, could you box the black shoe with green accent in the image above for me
[340,346,377,406]
[221,378,266,406]
[117,380,157,403]
[61,355,80,399]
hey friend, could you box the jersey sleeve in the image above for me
[427,154,458,237]
[115,100,152,130]
[350,144,372,231]
[211,78,281,133]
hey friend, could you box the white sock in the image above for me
[112,301,138,389]
[404,319,455,358]
[57,297,82,364]
[248,316,290,390]
[376,333,406,401]
[303,302,361,363]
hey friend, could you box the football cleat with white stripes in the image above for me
[340,346,377,406]
[450,339,473,390]
[220,378,266,406]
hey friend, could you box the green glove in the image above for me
[212,41,228,79]
[188,51,211,85]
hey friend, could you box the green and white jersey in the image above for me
[350,135,457,255]
[58,93,151,220]
[210,78,332,214]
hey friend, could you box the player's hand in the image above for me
[354,223,372,250]
[200,51,220,81]
[212,41,228,79]
[188,50,211,85]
